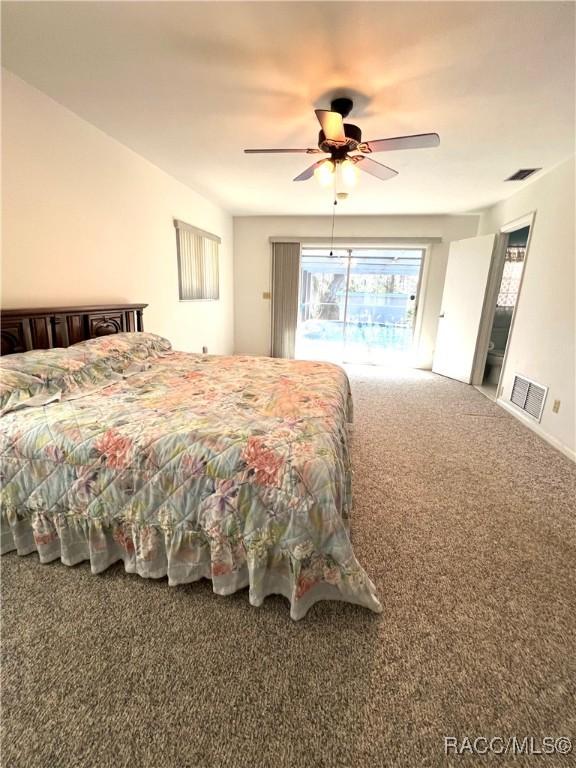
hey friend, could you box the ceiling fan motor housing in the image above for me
[318,123,362,155]
[330,97,354,117]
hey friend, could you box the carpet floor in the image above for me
[1,369,575,768]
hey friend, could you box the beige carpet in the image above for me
[2,369,575,768]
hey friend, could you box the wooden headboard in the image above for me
[0,304,148,355]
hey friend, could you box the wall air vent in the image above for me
[510,375,548,421]
[506,168,541,181]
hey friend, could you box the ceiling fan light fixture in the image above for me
[339,158,358,188]
[314,159,335,186]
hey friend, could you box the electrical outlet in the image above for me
[202,346,208,354]
[552,399,561,413]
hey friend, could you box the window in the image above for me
[497,245,525,308]
[174,219,220,300]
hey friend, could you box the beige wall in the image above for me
[1,71,234,354]
[233,215,479,367]
[478,157,575,458]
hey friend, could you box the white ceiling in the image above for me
[2,1,575,216]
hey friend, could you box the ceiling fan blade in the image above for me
[314,110,346,143]
[244,148,321,154]
[293,160,327,182]
[353,156,398,181]
[361,133,440,153]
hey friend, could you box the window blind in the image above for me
[271,242,301,358]
[174,219,220,300]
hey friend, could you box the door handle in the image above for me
[439,312,445,318]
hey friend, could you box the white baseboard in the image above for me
[496,398,575,462]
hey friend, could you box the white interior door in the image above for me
[432,234,496,383]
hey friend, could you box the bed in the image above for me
[0,304,381,620]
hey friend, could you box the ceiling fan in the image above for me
[244,97,439,190]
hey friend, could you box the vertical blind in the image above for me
[174,219,220,300]
[271,242,301,358]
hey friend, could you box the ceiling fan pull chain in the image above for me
[329,197,337,257]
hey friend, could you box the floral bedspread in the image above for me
[0,352,381,619]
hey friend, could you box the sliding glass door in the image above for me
[296,248,424,365]
[297,249,349,362]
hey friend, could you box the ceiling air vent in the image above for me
[506,168,541,181]
[510,375,548,421]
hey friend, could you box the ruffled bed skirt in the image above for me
[1,511,382,621]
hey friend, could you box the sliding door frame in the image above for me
[410,245,429,359]
[341,251,353,353]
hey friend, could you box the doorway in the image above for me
[295,247,424,365]
[476,225,530,400]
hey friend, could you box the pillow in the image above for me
[0,334,171,405]
[72,332,172,362]
[0,369,61,415]
[0,347,124,400]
